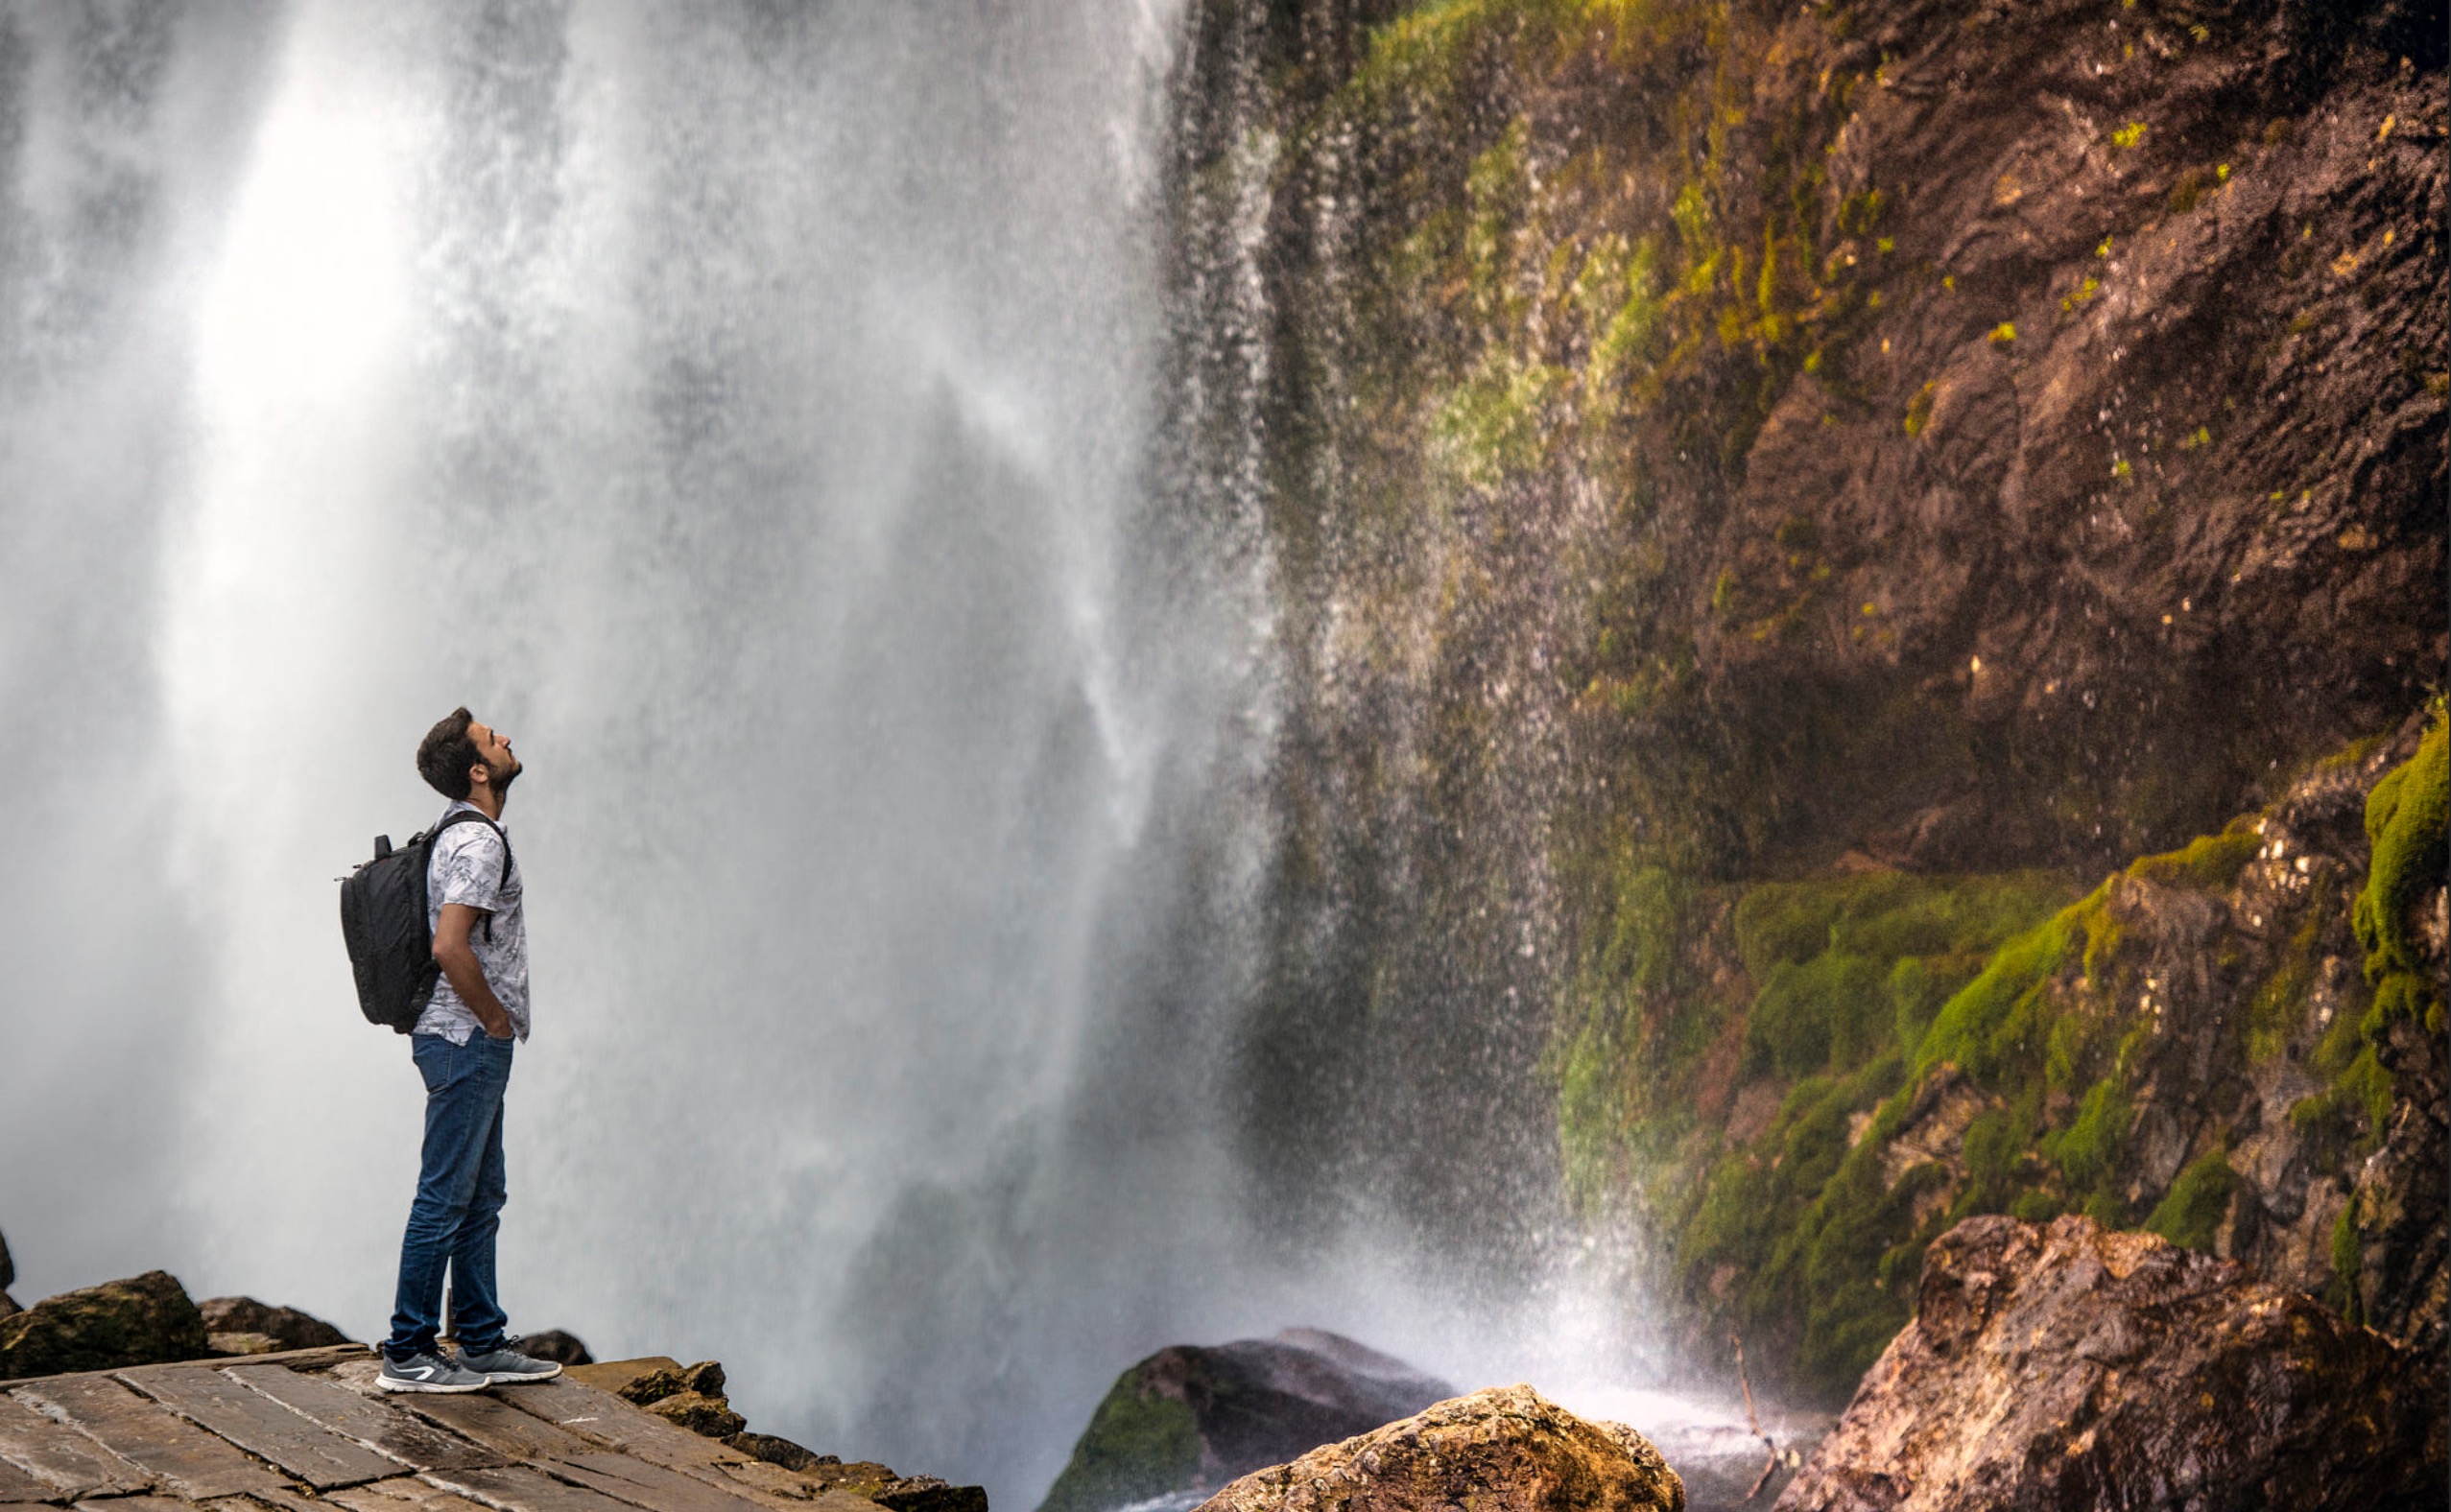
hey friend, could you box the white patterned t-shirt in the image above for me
[413,801,530,1044]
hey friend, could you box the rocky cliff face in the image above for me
[1163,0,2446,1393]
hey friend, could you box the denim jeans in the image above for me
[385,1031,513,1360]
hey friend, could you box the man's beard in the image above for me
[489,756,521,795]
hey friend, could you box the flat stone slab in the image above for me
[0,1351,892,1512]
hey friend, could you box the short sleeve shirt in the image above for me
[413,801,530,1044]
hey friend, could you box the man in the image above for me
[377,708,560,1393]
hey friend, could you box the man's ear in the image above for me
[468,761,491,791]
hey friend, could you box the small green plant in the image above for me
[2045,1078,2128,1192]
[1903,381,1937,437]
[2330,1196,2364,1319]
[1987,321,2016,346]
[2145,1149,2239,1251]
[2111,121,2148,151]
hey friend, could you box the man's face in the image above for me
[468,719,521,793]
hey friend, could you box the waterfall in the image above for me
[0,0,1272,1499]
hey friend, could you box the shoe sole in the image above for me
[480,1363,562,1384]
[375,1375,488,1394]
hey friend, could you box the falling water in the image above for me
[0,4,1728,1507]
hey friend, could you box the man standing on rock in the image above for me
[377,709,562,1394]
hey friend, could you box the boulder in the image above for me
[1039,1330,1452,1512]
[0,1271,210,1379]
[645,1389,747,1439]
[873,1476,990,1512]
[726,1431,840,1474]
[1192,1384,1682,1512]
[0,1227,15,1318]
[733,1445,988,1512]
[198,1296,351,1353]
[567,1355,683,1395]
[620,1358,726,1406]
[1774,1215,2448,1512]
[512,1330,595,1365]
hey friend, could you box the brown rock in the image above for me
[646,1390,747,1439]
[620,1358,726,1406]
[1194,1384,1682,1512]
[567,1355,682,1395]
[0,1270,210,1379]
[726,1430,842,1474]
[873,1476,988,1512]
[1775,1215,2447,1512]
[197,1296,351,1352]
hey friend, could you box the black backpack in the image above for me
[339,810,512,1032]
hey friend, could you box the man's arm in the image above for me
[434,903,514,1039]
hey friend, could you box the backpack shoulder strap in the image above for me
[433,808,513,886]
[430,808,513,946]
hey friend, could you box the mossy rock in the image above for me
[1039,1372,1200,1512]
[0,1270,210,1379]
[2354,715,2448,1031]
[1039,1333,1452,1512]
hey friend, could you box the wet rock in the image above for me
[566,1355,681,1395]
[197,1296,351,1352]
[0,1270,210,1379]
[726,1442,986,1512]
[874,1476,989,1512]
[726,1430,840,1474]
[620,1358,726,1406]
[512,1329,594,1365]
[1193,1384,1683,1512]
[2345,1028,2449,1355]
[1039,1330,1453,1512]
[1774,1215,2446,1512]
[645,1389,746,1439]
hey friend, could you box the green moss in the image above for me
[2010,1190,2063,1222]
[2046,1078,2129,1193]
[1746,952,1886,1077]
[2244,904,2325,1063]
[1890,955,1975,1062]
[2125,820,2260,890]
[2329,1194,2364,1321]
[2081,1191,2128,1227]
[1433,353,1573,484]
[1035,1370,1202,1512]
[2144,1149,2239,1252]
[2353,716,2448,1030]
[1914,908,2077,1082]
[1902,380,1936,437]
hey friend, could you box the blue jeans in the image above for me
[385,1031,513,1360]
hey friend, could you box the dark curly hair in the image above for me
[416,707,482,800]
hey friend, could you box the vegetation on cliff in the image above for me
[1177,0,2446,1400]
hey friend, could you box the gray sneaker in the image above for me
[377,1350,488,1393]
[456,1345,562,1384]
